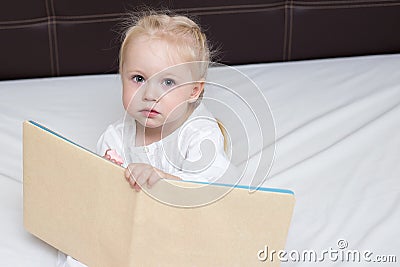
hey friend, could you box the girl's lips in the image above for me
[140,109,160,118]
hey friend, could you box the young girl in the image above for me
[58,11,231,267]
[58,13,229,267]
[97,11,230,191]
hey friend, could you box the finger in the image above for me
[147,170,162,188]
[125,165,134,179]
[135,173,148,187]
[127,175,136,189]
[125,166,136,189]
[132,181,136,188]
[133,183,141,192]
[127,165,147,187]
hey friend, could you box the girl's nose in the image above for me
[141,84,158,102]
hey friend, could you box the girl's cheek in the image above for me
[122,93,131,110]
[123,87,140,108]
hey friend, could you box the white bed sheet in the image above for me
[1,54,399,266]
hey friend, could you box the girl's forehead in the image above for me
[123,36,197,79]
[126,36,184,62]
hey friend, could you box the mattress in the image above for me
[1,54,399,266]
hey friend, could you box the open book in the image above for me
[23,120,295,266]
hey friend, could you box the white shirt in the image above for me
[96,103,231,182]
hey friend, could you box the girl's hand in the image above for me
[103,149,124,166]
[125,163,180,192]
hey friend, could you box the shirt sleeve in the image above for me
[96,121,124,157]
[169,125,234,183]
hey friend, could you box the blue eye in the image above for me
[162,78,176,87]
[132,75,145,83]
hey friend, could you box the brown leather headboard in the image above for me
[1,0,400,80]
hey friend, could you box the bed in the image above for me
[1,1,400,266]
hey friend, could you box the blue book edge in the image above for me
[28,120,294,196]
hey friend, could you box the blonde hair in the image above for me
[119,11,211,79]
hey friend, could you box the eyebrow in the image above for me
[124,69,144,75]
[124,69,187,81]
[159,72,181,79]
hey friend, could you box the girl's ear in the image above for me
[188,82,204,103]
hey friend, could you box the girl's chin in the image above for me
[136,119,163,129]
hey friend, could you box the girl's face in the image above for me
[121,36,203,134]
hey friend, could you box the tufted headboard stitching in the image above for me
[1,0,400,80]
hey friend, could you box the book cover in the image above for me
[23,120,295,266]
